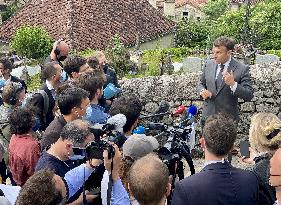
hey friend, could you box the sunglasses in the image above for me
[266,129,281,140]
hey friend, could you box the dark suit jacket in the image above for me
[172,162,259,205]
[197,58,254,122]
[30,84,55,131]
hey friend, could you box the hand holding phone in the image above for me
[240,140,250,158]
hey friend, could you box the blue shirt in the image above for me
[85,104,110,124]
[64,164,95,199]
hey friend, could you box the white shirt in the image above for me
[215,57,237,93]
[46,80,56,99]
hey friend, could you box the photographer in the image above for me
[41,88,90,151]
[102,147,170,205]
[109,95,142,138]
[101,134,159,205]
[36,119,95,177]
[16,161,100,205]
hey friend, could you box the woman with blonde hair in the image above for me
[247,112,281,205]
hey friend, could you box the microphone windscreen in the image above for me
[188,105,198,116]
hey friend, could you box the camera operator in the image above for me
[41,88,90,151]
[101,134,159,205]
[109,95,142,138]
[36,120,95,176]
[16,159,100,205]
[103,146,170,205]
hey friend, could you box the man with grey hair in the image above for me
[35,119,95,177]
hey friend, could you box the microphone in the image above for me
[172,105,186,117]
[106,114,127,133]
[133,126,146,134]
[187,105,198,119]
[148,122,166,131]
[154,101,170,114]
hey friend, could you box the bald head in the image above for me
[58,41,69,56]
[128,154,170,205]
[52,40,70,61]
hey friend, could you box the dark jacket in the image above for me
[10,75,27,91]
[250,154,276,205]
[30,84,55,131]
[197,58,253,123]
[172,162,259,205]
[40,115,67,151]
[103,64,119,88]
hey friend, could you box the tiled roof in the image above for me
[0,0,176,50]
[175,0,208,8]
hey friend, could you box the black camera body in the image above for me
[86,140,115,160]
[86,123,127,160]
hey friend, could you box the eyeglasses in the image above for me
[266,129,281,140]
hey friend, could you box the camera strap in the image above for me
[107,159,114,205]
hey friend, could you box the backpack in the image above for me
[25,90,49,126]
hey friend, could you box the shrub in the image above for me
[10,25,54,60]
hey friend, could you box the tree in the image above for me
[209,0,281,50]
[209,8,245,45]
[250,0,281,49]
[175,19,210,48]
[10,25,54,60]
[105,35,132,78]
[202,0,229,20]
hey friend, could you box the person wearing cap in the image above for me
[242,113,281,205]
[101,134,159,205]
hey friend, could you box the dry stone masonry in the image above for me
[120,62,281,140]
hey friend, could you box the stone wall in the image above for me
[120,62,281,141]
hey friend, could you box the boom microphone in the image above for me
[106,114,127,133]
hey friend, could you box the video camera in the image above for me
[85,114,127,160]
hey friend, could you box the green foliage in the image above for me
[209,8,245,45]
[267,50,281,58]
[208,0,281,50]
[78,48,97,58]
[26,73,42,92]
[202,0,229,20]
[126,47,205,79]
[249,0,281,50]
[1,1,19,22]
[175,19,210,48]
[105,35,132,78]
[10,25,54,60]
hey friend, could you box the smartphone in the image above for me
[240,140,250,158]
[88,187,101,195]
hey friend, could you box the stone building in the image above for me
[0,0,176,50]
[149,0,207,21]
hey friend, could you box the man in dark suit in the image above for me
[172,113,259,205]
[31,62,62,131]
[198,37,254,126]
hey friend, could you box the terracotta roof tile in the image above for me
[0,0,175,50]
